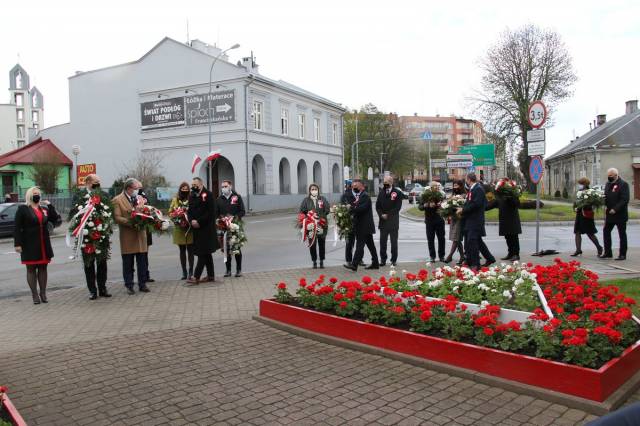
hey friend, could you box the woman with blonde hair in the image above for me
[14,186,60,304]
[572,177,603,257]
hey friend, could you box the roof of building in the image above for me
[546,109,640,161]
[0,137,73,167]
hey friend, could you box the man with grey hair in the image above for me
[112,178,150,294]
[376,175,403,266]
[600,168,629,260]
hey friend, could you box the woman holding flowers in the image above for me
[299,183,330,269]
[169,182,194,280]
[487,177,522,261]
[418,181,446,262]
[442,180,466,265]
[571,177,603,257]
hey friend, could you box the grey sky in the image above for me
[2,0,639,156]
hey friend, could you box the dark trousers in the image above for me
[84,257,108,295]
[226,249,242,272]
[379,228,399,263]
[352,234,379,267]
[464,233,495,269]
[345,233,355,263]
[505,234,520,256]
[603,222,627,256]
[143,252,151,281]
[426,221,446,260]
[122,253,147,289]
[194,254,214,279]
[309,238,325,262]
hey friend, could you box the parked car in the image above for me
[406,183,425,204]
[0,203,62,238]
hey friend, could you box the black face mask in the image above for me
[179,191,189,199]
[383,184,390,189]
[353,188,360,194]
[608,176,615,182]
[91,183,101,190]
[191,186,199,193]
[32,195,41,204]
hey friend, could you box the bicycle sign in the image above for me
[528,100,547,129]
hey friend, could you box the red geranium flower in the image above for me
[277,282,287,290]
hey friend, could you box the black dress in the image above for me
[574,206,597,235]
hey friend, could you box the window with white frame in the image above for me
[253,100,264,131]
[16,109,24,122]
[15,93,23,107]
[17,125,25,139]
[34,124,39,131]
[298,113,306,139]
[313,117,320,142]
[332,123,338,145]
[32,111,39,122]
[32,94,38,108]
[281,108,289,136]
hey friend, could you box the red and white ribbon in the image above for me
[220,216,234,262]
[301,211,319,248]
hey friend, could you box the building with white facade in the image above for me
[39,37,345,212]
[0,64,44,154]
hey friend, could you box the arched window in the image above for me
[279,158,291,194]
[252,155,266,194]
[312,161,322,190]
[15,71,23,89]
[332,163,341,193]
[297,159,308,194]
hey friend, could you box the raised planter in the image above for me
[1,393,27,426]
[259,299,640,410]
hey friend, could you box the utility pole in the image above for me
[354,111,359,178]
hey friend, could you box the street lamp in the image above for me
[207,43,240,189]
[72,145,80,187]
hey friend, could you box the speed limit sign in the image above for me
[528,100,547,129]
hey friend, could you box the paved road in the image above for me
[2,200,639,298]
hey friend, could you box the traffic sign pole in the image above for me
[528,100,547,255]
[529,155,545,255]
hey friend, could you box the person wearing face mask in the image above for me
[443,179,466,265]
[169,182,194,280]
[112,178,150,294]
[137,187,155,284]
[418,181,446,263]
[216,180,246,277]
[14,186,60,304]
[486,177,522,262]
[340,180,357,264]
[186,177,219,284]
[458,172,495,270]
[571,177,603,257]
[344,179,380,271]
[73,174,113,300]
[600,168,630,260]
[375,176,403,266]
[299,183,330,268]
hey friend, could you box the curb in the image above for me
[400,212,640,227]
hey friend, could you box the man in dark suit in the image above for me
[418,181,446,262]
[216,180,246,277]
[459,172,495,270]
[376,176,403,266]
[344,179,379,271]
[340,180,356,264]
[599,168,630,260]
[186,177,219,284]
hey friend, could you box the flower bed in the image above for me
[265,260,640,402]
[0,387,27,426]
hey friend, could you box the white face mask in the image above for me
[131,189,139,197]
[221,187,231,196]
[310,190,319,197]
[577,184,584,190]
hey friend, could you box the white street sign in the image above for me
[215,103,232,113]
[528,141,546,157]
[431,159,447,168]
[447,161,474,168]
[367,167,373,180]
[446,154,473,161]
[527,129,546,142]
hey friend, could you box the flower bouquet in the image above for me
[575,187,605,210]
[439,195,466,218]
[217,216,248,255]
[68,190,114,266]
[330,204,353,240]
[420,187,444,205]
[495,178,521,199]
[130,204,171,235]
[169,206,189,229]
[296,211,327,247]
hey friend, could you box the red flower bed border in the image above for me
[1,393,27,426]
[259,299,640,403]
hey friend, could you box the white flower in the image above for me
[478,283,490,291]
[161,221,170,231]
[502,290,511,298]
[317,228,324,235]
[96,250,101,254]
[480,300,489,308]
[497,275,506,280]
[83,229,89,235]
[426,262,432,268]
[97,225,103,231]
[453,286,459,292]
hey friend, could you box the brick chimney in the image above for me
[626,100,638,115]
[596,114,607,126]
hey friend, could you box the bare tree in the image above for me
[119,151,168,190]
[30,152,61,194]
[470,24,577,189]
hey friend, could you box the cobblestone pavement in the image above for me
[1,259,639,425]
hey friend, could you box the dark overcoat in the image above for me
[487,195,521,236]
[350,191,376,236]
[604,178,630,224]
[462,183,487,238]
[299,195,331,237]
[188,188,219,255]
[375,188,403,231]
[14,204,59,262]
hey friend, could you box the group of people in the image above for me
[13,174,245,303]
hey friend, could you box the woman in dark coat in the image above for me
[14,187,60,304]
[571,177,603,257]
[186,178,219,284]
[299,183,330,269]
[443,180,466,265]
[487,179,522,261]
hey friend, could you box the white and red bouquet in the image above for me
[495,178,521,199]
[296,211,327,247]
[439,194,466,218]
[169,205,189,229]
[217,215,248,256]
[330,204,353,240]
[130,197,171,234]
[67,190,114,265]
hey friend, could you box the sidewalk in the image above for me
[1,257,639,425]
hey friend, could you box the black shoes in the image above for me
[500,254,513,260]
[224,270,232,277]
[481,259,496,268]
[312,262,318,269]
[598,253,613,259]
[509,255,520,261]
[439,257,446,263]
[597,246,603,257]
[380,261,387,267]
[181,274,188,280]
[235,270,242,277]
[126,288,135,295]
[146,278,155,283]
[320,261,324,269]
[89,293,98,300]
[139,287,150,293]
[343,263,357,271]
[365,264,380,270]
[570,251,582,257]
[615,256,626,261]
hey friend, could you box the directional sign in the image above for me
[528,100,547,129]
[185,89,236,126]
[528,141,546,157]
[529,156,544,184]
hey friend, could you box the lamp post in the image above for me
[72,145,80,187]
[208,43,240,189]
